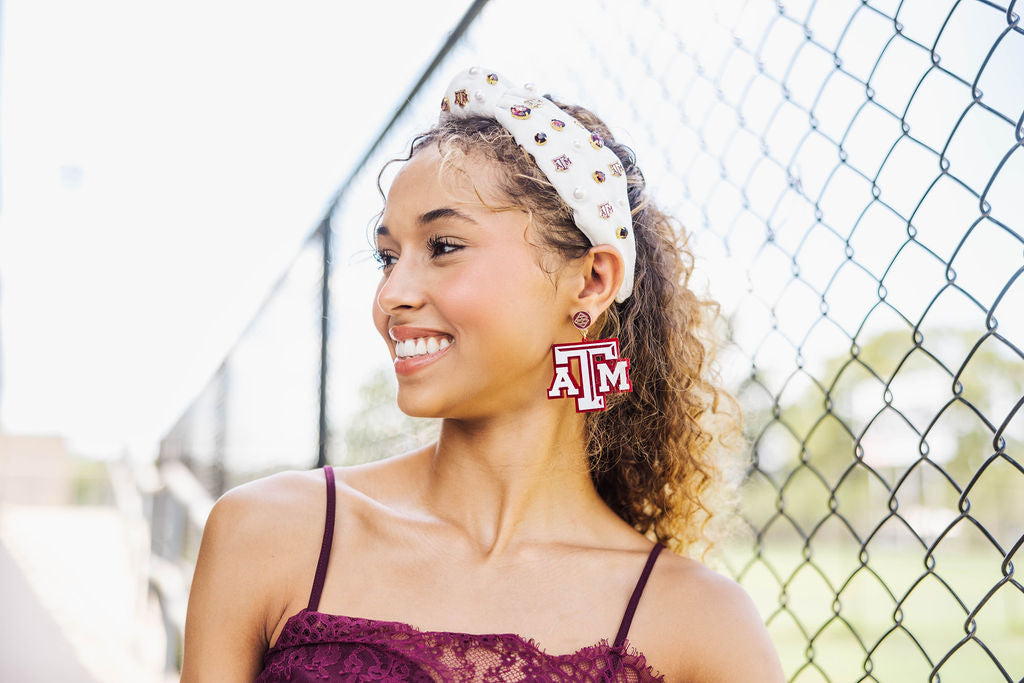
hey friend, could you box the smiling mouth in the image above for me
[393,335,453,359]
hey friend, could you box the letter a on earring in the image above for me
[547,311,632,413]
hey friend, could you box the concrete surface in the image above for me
[0,539,99,682]
[0,504,170,683]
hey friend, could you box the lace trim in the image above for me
[258,608,665,682]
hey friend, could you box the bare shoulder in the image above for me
[644,552,785,683]
[216,467,324,510]
[181,468,327,681]
[333,446,434,497]
[207,468,328,573]
[217,467,336,604]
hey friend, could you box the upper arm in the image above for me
[687,573,785,682]
[181,479,292,682]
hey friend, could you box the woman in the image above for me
[182,67,785,682]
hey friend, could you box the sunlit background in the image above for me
[1,0,1022,681]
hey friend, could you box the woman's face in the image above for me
[372,144,575,419]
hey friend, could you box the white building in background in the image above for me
[0,431,75,505]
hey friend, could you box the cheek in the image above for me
[455,251,531,307]
[371,280,389,342]
[444,249,556,343]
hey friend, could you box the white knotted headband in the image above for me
[438,66,636,304]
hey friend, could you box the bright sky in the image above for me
[0,0,470,460]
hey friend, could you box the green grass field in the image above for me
[722,539,1024,682]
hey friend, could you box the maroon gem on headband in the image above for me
[552,154,572,172]
[550,119,565,131]
[454,89,470,107]
[510,104,531,120]
[590,133,604,149]
[616,226,629,239]
[572,311,592,330]
[535,132,548,145]
[598,202,614,219]
[486,73,499,84]
[441,97,450,112]
[592,170,606,183]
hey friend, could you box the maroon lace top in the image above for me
[255,466,666,682]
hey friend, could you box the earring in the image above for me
[571,310,592,340]
[547,311,633,413]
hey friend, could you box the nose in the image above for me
[375,258,426,315]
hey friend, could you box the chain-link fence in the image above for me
[159,1,1023,680]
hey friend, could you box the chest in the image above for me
[263,480,685,678]
[308,552,633,654]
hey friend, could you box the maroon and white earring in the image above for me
[547,311,632,413]
[572,310,592,340]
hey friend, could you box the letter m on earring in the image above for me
[595,357,631,394]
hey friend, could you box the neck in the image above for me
[416,401,610,559]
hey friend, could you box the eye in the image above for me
[426,235,463,257]
[373,248,397,271]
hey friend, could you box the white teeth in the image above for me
[394,336,453,359]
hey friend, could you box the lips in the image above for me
[388,325,455,376]
[389,325,452,342]
[394,336,451,358]
[392,337,454,376]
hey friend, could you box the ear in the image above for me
[573,244,624,314]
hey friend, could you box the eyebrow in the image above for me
[376,207,477,238]
[419,207,478,226]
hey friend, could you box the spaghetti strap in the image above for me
[306,465,336,612]
[613,543,664,649]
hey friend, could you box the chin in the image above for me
[395,391,448,419]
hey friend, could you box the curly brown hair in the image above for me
[378,99,745,558]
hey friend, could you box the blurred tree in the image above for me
[341,367,440,465]
[737,326,1023,548]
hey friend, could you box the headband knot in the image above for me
[439,66,636,303]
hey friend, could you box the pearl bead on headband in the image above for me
[438,66,636,304]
